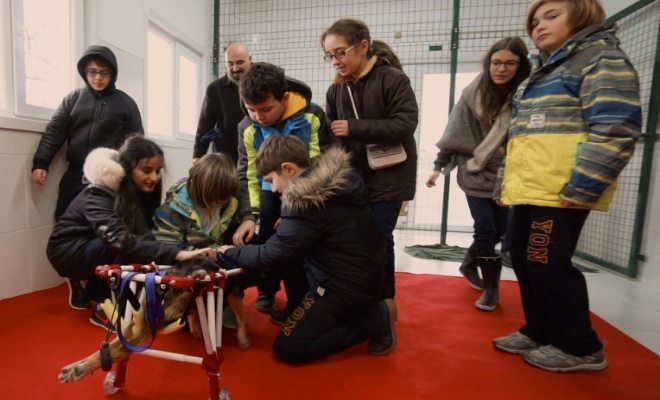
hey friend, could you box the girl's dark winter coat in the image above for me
[47,148,178,277]
[325,57,419,202]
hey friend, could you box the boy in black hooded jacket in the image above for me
[32,45,143,310]
[220,135,396,364]
[32,45,143,220]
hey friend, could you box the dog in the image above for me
[58,257,249,384]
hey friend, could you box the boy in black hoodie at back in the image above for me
[31,45,143,310]
[220,135,396,364]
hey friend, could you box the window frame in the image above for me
[9,0,84,121]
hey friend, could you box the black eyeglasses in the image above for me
[323,44,357,62]
[85,68,112,78]
[489,60,520,70]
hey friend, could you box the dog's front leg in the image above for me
[226,293,250,349]
[58,309,152,383]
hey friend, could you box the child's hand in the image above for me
[32,169,48,185]
[274,218,282,230]
[426,171,440,188]
[218,245,235,254]
[330,120,350,137]
[176,247,216,261]
[233,220,256,245]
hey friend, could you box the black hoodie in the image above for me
[32,45,143,172]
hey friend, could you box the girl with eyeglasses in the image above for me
[322,18,419,301]
[426,37,531,311]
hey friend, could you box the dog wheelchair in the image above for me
[94,261,242,400]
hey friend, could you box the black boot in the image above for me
[368,299,398,355]
[475,256,502,311]
[459,244,483,290]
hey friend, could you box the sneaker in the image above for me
[269,309,290,327]
[90,304,116,332]
[368,299,398,355]
[222,306,237,329]
[66,278,91,310]
[256,291,275,314]
[523,345,608,372]
[493,331,540,354]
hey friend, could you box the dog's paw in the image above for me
[237,329,251,350]
[58,362,89,383]
[190,270,209,280]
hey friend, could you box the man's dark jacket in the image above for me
[193,75,244,161]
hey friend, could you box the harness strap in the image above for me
[116,271,165,352]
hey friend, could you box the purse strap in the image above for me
[346,85,360,120]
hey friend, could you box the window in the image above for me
[11,0,80,120]
[1,0,82,122]
[146,23,202,140]
[147,29,174,137]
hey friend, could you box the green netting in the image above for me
[574,0,659,277]
[217,0,658,277]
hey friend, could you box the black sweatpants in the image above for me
[273,290,382,364]
[55,169,87,220]
[510,205,602,356]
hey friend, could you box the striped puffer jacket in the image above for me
[498,23,641,211]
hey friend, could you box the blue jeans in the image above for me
[465,195,507,258]
[370,201,402,299]
[68,238,122,301]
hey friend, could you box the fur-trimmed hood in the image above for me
[82,147,126,192]
[282,147,365,212]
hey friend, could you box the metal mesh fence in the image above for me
[574,0,659,276]
[217,0,658,276]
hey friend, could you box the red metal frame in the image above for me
[95,263,241,399]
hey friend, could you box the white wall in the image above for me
[0,0,212,300]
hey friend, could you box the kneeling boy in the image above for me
[220,135,396,364]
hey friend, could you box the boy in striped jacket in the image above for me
[492,0,641,372]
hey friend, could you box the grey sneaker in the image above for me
[493,331,540,354]
[523,345,608,372]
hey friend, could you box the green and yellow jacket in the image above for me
[152,178,239,249]
[236,77,330,220]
